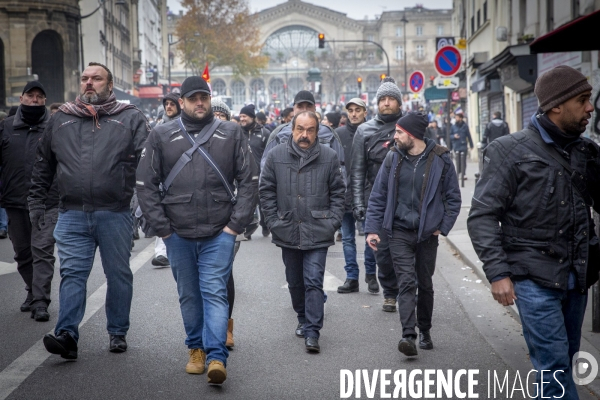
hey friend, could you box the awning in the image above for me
[476,44,536,92]
[530,9,600,53]
[113,88,141,106]
[138,86,164,99]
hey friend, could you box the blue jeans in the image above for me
[0,207,7,230]
[53,210,133,341]
[164,231,235,366]
[513,278,587,399]
[341,213,376,280]
[281,247,327,339]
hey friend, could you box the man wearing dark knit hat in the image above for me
[468,65,600,399]
[365,112,461,357]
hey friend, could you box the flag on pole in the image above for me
[202,62,210,83]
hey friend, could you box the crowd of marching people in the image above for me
[1,61,599,399]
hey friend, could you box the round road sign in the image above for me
[409,70,425,93]
[434,46,462,77]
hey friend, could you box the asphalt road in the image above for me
[0,229,597,399]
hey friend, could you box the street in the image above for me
[0,186,599,399]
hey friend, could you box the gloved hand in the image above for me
[353,206,366,221]
[29,208,46,231]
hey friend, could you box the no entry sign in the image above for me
[434,46,462,77]
[409,70,425,93]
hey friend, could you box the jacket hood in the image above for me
[490,119,504,126]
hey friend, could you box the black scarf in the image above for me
[378,111,402,124]
[242,121,256,134]
[20,105,46,126]
[538,109,581,150]
[181,109,214,135]
[345,121,359,134]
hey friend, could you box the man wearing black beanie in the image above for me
[365,112,461,357]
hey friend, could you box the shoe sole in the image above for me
[337,288,359,293]
[186,365,206,374]
[306,345,320,353]
[151,260,170,266]
[382,306,397,312]
[419,343,434,350]
[207,369,227,384]
[109,346,127,353]
[32,313,50,322]
[367,287,380,294]
[398,342,418,357]
[43,335,77,360]
[295,331,304,338]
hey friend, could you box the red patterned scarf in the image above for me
[59,92,139,128]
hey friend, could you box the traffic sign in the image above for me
[408,70,425,93]
[434,46,462,77]
[434,77,459,89]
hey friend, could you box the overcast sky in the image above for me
[167,0,453,20]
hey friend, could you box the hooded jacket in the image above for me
[365,138,461,242]
[482,118,509,147]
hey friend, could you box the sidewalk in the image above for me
[444,160,600,396]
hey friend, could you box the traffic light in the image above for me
[380,74,386,81]
[318,33,325,49]
[357,77,362,91]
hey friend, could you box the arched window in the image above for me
[263,25,327,62]
[269,78,284,103]
[32,30,64,103]
[211,78,226,97]
[231,80,245,106]
[288,77,304,96]
[249,78,265,105]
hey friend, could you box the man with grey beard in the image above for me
[28,62,150,360]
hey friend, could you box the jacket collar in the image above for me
[12,105,50,131]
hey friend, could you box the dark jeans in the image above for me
[6,207,58,307]
[281,247,327,339]
[389,229,438,338]
[374,230,399,299]
[514,279,587,399]
[0,207,7,230]
[341,212,376,280]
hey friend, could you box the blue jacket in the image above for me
[365,139,462,242]
[450,121,473,152]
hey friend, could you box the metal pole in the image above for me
[403,14,408,97]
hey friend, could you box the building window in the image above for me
[437,25,444,35]
[368,52,375,61]
[416,25,423,36]
[231,80,245,106]
[471,16,475,36]
[477,9,481,29]
[416,44,424,58]
[396,26,403,37]
[395,46,403,60]
[367,34,374,42]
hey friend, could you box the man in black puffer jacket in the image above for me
[468,66,600,399]
[0,81,59,321]
[260,111,345,354]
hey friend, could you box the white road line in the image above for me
[280,269,344,292]
[0,242,154,400]
[0,262,17,276]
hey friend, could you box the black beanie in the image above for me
[396,112,429,140]
[239,104,256,119]
[325,112,341,129]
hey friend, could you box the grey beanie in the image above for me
[212,98,231,120]
[376,77,403,105]
[535,66,592,113]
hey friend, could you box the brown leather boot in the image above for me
[226,318,234,348]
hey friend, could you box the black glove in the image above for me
[29,208,45,231]
[353,206,366,221]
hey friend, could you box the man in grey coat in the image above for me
[259,111,345,353]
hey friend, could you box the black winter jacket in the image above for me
[243,122,268,172]
[336,121,360,212]
[482,119,509,147]
[467,121,600,291]
[0,107,59,209]
[28,108,149,212]
[350,115,397,209]
[259,140,345,250]
[136,118,258,239]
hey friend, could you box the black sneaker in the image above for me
[0,229,7,239]
[31,306,50,322]
[419,331,433,350]
[20,292,33,312]
[109,335,127,353]
[151,255,170,267]
[262,227,270,237]
[337,279,359,293]
[295,323,305,338]
[365,274,380,294]
[43,331,78,360]
[398,336,418,356]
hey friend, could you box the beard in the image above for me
[562,115,590,136]
[397,138,414,152]
[183,104,207,120]
[81,85,111,104]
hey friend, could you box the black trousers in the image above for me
[389,229,438,338]
[6,207,58,307]
[374,230,400,299]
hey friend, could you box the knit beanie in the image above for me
[534,66,592,113]
[163,92,181,114]
[325,112,341,129]
[239,104,256,119]
[376,77,403,105]
[396,112,429,140]
[211,98,231,120]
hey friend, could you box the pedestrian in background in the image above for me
[449,112,473,177]
[468,65,600,399]
[260,111,345,353]
[0,81,58,321]
[366,112,461,357]
[481,111,510,148]
[29,62,149,359]
[137,76,257,384]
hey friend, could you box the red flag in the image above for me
[202,62,210,83]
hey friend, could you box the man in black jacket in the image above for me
[481,111,509,148]
[350,77,402,312]
[335,98,378,294]
[468,66,600,399]
[28,62,150,359]
[0,81,58,321]
[137,76,257,384]
[260,111,345,353]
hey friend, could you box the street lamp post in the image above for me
[401,12,408,97]
[167,32,199,91]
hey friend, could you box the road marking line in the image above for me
[0,241,154,400]
[0,261,17,276]
[280,269,344,292]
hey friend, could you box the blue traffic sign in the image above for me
[409,70,425,93]
[434,46,462,77]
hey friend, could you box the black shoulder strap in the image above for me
[523,129,573,174]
